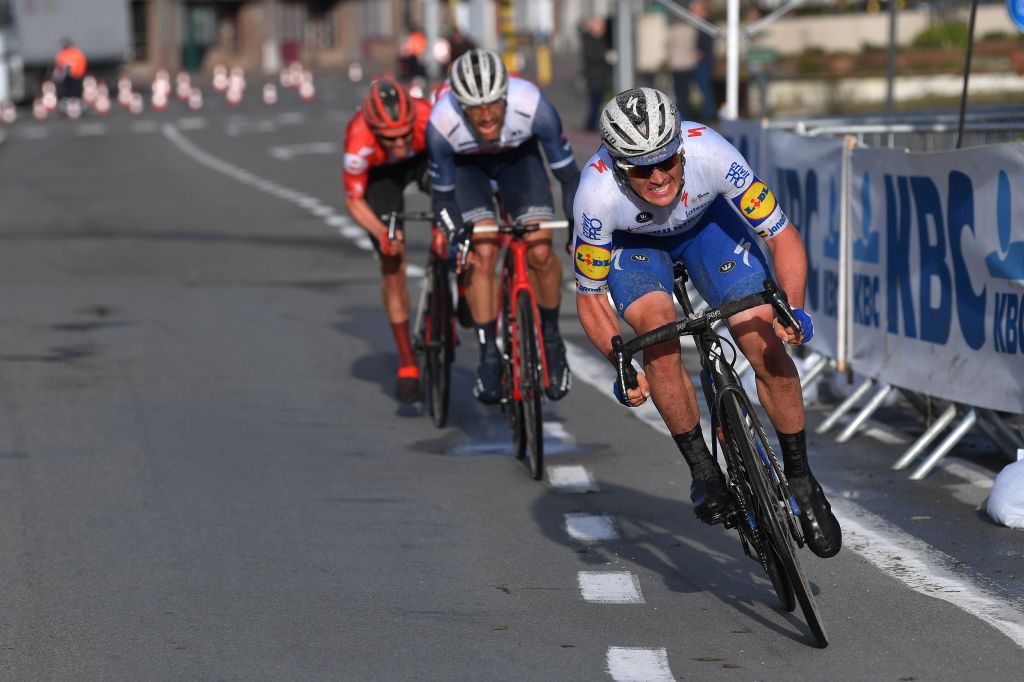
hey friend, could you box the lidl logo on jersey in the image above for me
[575,243,612,280]
[734,179,776,225]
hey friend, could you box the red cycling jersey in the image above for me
[343,97,431,200]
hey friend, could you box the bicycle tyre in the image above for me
[723,394,828,647]
[515,292,544,480]
[500,285,526,459]
[425,254,452,428]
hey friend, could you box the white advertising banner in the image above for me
[765,131,845,360]
[849,143,1024,414]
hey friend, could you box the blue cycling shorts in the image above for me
[454,139,555,225]
[608,196,774,318]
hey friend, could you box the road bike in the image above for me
[611,264,829,647]
[382,210,454,427]
[458,219,568,480]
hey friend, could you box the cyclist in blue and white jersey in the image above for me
[573,87,841,558]
[427,48,580,404]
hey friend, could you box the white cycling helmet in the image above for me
[599,87,682,166]
[449,48,508,107]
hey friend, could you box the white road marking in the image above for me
[406,264,425,278]
[21,126,49,140]
[578,572,644,604]
[226,119,277,137]
[132,121,160,133]
[835,496,1024,647]
[176,116,207,130]
[938,459,995,489]
[161,123,374,253]
[269,141,338,161]
[542,420,577,454]
[564,513,619,542]
[566,336,1024,647]
[75,122,108,136]
[548,465,599,493]
[276,111,308,125]
[606,647,674,682]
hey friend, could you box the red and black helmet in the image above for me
[363,78,416,136]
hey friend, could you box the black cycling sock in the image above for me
[476,320,499,363]
[673,425,719,481]
[538,305,561,339]
[777,429,809,479]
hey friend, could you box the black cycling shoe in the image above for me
[691,475,734,525]
[543,336,571,401]
[396,377,422,404]
[473,357,503,404]
[789,474,842,558]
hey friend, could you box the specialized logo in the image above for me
[580,213,603,240]
[718,260,736,273]
[735,180,777,225]
[635,211,653,223]
[344,147,375,174]
[589,159,608,174]
[626,95,640,116]
[687,127,706,137]
[631,254,650,263]
[679,192,689,207]
[575,243,612,280]
[725,161,751,188]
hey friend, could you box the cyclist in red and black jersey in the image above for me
[344,78,432,403]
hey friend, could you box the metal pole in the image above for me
[956,0,980,149]
[836,135,853,373]
[799,355,831,392]
[982,409,1024,449]
[815,377,876,434]
[423,0,441,81]
[836,383,894,443]
[892,403,958,470]
[975,414,1020,460]
[884,0,898,114]
[910,410,978,480]
[724,0,739,120]
[614,0,634,93]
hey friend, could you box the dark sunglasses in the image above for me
[378,130,413,144]
[615,152,681,179]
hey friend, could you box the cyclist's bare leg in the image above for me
[379,242,409,324]
[726,306,805,434]
[622,291,702,434]
[465,222,500,323]
[524,228,561,309]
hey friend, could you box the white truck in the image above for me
[0,0,131,103]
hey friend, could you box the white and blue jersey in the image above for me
[572,123,791,314]
[427,77,579,226]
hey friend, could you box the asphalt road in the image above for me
[0,78,1022,680]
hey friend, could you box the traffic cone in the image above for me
[33,98,47,120]
[212,65,228,93]
[129,92,144,114]
[188,88,203,110]
[262,83,277,105]
[94,94,111,116]
[176,72,191,101]
[1,102,16,124]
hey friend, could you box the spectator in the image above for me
[448,28,476,66]
[580,16,612,131]
[667,17,698,118]
[54,37,87,107]
[691,1,717,121]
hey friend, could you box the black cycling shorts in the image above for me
[364,152,430,249]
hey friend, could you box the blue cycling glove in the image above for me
[612,378,637,408]
[793,307,814,344]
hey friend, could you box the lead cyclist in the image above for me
[573,88,841,558]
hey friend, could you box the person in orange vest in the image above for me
[54,38,88,105]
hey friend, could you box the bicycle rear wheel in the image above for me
[500,285,526,459]
[424,254,452,428]
[723,393,828,647]
[515,291,544,480]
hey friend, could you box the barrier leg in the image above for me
[976,411,1021,459]
[815,377,876,435]
[909,409,978,480]
[982,410,1024,450]
[891,403,958,470]
[836,383,894,443]
[799,354,831,392]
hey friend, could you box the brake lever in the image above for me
[611,336,638,391]
[386,211,398,242]
[763,278,802,335]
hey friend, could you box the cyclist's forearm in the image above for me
[552,163,581,222]
[766,225,807,309]
[346,197,388,240]
[577,291,622,362]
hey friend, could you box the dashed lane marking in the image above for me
[20,126,49,140]
[75,122,108,136]
[132,120,160,133]
[547,465,599,493]
[606,647,674,682]
[578,572,644,604]
[176,116,207,130]
[564,513,619,542]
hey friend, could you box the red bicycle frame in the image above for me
[500,232,550,402]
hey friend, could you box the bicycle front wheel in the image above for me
[424,254,452,428]
[515,291,544,480]
[723,393,828,647]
